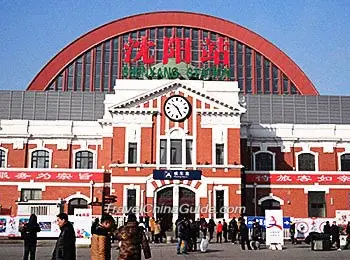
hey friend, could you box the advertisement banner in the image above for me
[293,217,335,240]
[73,209,92,245]
[265,210,284,246]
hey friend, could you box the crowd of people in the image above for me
[19,212,350,259]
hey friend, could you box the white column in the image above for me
[173,185,179,223]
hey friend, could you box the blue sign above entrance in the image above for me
[153,170,202,180]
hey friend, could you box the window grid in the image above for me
[255,152,273,171]
[298,153,316,171]
[75,151,94,169]
[0,149,5,168]
[31,150,50,168]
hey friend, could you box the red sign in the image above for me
[123,36,229,65]
[0,170,104,183]
[246,173,350,185]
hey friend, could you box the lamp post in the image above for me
[253,182,257,216]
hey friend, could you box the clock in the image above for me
[163,95,192,122]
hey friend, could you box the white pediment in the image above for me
[106,79,246,115]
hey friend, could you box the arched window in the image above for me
[0,149,6,168]
[340,153,350,171]
[68,198,88,215]
[254,152,274,171]
[31,150,50,168]
[298,153,316,171]
[75,151,94,169]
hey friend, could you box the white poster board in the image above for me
[265,209,284,246]
[73,209,92,245]
[293,217,335,240]
[336,210,350,227]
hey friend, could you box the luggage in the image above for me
[200,238,209,252]
[311,239,331,251]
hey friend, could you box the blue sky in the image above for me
[0,0,349,95]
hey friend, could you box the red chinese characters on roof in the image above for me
[123,36,229,65]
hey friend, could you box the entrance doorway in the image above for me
[155,185,196,230]
[156,187,173,231]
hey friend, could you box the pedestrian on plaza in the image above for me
[176,217,190,255]
[200,217,208,238]
[208,218,216,243]
[52,213,76,260]
[239,219,252,250]
[91,218,99,235]
[251,219,262,250]
[330,221,341,250]
[323,221,331,235]
[116,213,151,260]
[21,213,41,260]
[216,221,223,243]
[189,218,200,251]
[144,214,150,232]
[154,220,162,243]
[344,221,350,250]
[223,219,228,243]
[149,217,156,243]
[91,214,115,260]
[229,217,238,244]
[290,222,296,244]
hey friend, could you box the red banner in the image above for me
[246,173,350,185]
[0,170,104,183]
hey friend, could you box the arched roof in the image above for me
[27,11,318,95]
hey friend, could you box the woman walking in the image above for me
[21,214,41,260]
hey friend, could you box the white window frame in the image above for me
[0,147,8,168]
[296,150,319,171]
[253,150,276,171]
[125,126,141,165]
[337,152,350,171]
[123,184,140,214]
[29,147,53,169]
[213,185,229,221]
[158,127,194,168]
[73,148,97,169]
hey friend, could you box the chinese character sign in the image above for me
[246,173,350,185]
[123,36,230,65]
[0,170,103,182]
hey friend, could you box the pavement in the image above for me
[0,240,349,260]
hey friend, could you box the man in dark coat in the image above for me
[52,213,76,260]
[229,217,238,244]
[176,217,190,255]
[239,219,252,250]
[116,213,151,260]
[222,219,228,243]
[330,221,341,250]
[22,214,41,260]
[323,221,331,235]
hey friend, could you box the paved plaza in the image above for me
[1,240,350,260]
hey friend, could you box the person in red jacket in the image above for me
[216,221,223,243]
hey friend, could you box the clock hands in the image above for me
[173,104,182,116]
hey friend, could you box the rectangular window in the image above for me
[0,150,5,168]
[216,144,224,165]
[216,190,224,218]
[128,142,137,164]
[127,189,136,213]
[308,191,326,217]
[186,140,193,165]
[21,189,42,201]
[160,140,167,164]
[170,140,182,165]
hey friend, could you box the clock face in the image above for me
[164,95,192,122]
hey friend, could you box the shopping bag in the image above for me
[200,238,209,252]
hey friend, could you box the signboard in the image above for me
[0,169,104,182]
[335,210,350,227]
[246,173,350,185]
[265,210,284,246]
[122,36,231,80]
[247,216,291,229]
[153,170,201,180]
[74,209,92,245]
[293,217,335,240]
